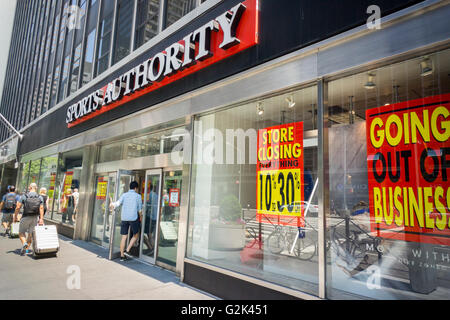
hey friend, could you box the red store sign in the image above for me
[66,0,259,128]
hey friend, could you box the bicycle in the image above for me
[328,201,384,274]
[265,221,317,261]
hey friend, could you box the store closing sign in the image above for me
[66,0,259,128]
[96,178,107,200]
[257,122,304,227]
[366,93,450,245]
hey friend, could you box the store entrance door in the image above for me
[91,173,116,248]
[139,169,163,264]
[109,170,135,260]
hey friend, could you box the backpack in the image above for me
[4,193,16,211]
[23,193,41,216]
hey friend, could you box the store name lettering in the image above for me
[66,2,253,127]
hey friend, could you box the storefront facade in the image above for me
[2,0,450,299]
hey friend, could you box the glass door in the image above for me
[139,169,162,264]
[109,170,134,260]
[91,173,116,248]
[156,169,182,267]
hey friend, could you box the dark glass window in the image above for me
[134,0,160,50]
[165,0,195,29]
[113,0,134,65]
[59,55,70,102]
[50,65,61,108]
[95,0,114,76]
[69,0,87,94]
[81,0,99,87]
[69,43,82,94]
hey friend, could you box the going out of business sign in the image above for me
[366,93,450,245]
[66,0,259,128]
[257,122,305,227]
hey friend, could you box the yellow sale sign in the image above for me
[257,122,304,227]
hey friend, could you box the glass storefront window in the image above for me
[326,48,450,299]
[157,170,183,266]
[186,86,319,295]
[81,0,100,87]
[28,159,42,186]
[98,127,184,163]
[52,149,84,226]
[18,161,31,195]
[38,155,59,218]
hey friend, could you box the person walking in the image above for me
[110,181,142,261]
[39,187,49,217]
[0,186,21,236]
[13,183,44,256]
[72,188,79,222]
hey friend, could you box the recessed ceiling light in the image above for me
[257,102,264,116]
[420,57,433,77]
[285,95,296,108]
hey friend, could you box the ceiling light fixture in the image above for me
[420,57,433,77]
[285,95,296,108]
[364,72,376,89]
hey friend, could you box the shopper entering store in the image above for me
[13,183,44,255]
[110,181,143,261]
[0,185,21,236]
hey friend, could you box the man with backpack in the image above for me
[13,183,44,255]
[1,185,21,236]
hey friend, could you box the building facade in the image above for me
[0,0,449,300]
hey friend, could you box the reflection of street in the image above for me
[241,210,450,299]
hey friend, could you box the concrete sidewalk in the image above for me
[0,230,217,300]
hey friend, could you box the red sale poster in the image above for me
[366,93,450,245]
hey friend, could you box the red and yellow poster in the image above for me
[366,93,450,245]
[257,122,304,227]
[96,177,107,200]
[63,171,74,194]
[169,188,180,207]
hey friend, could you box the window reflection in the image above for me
[187,86,320,296]
[135,0,160,50]
[113,0,134,64]
[81,0,99,87]
[95,0,114,76]
[165,0,196,29]
[326,49,450,300]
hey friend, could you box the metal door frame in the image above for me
[155,166,183,272]
[101,172,116,247]
[108,169,134,260]
[139,168,163,264]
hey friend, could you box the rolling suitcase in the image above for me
[32,225,59,258]
[9,222,20,238]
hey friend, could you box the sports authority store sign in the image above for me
[66,0,259,128]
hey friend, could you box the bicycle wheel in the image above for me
[292,237,317,260]
[267,231,284,254]
[330,227,367,266]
